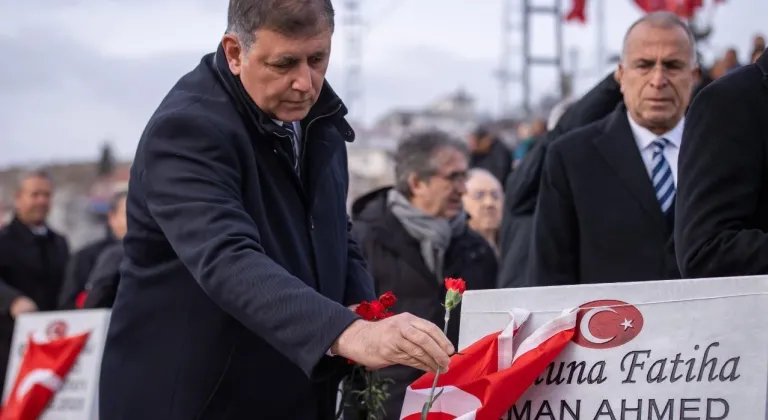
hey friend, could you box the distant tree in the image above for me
[97,142,116,176]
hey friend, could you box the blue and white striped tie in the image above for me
[651,138,675,213]
[281,122,300,173]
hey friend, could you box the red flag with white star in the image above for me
[399,308,577,420]
[0,332,89,420]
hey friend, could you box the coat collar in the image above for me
[209,43,353,142]
[8,217,52,243]
[593,105,668,228]
[757,47,768,89]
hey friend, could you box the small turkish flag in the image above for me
[0,332,89,420]
[400,308,577,420]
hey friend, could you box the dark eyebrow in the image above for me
[268,55,299,65]
[662,59,686,67]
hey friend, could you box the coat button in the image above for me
[309,217,315,230]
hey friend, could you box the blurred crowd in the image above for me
[0,12,765,420]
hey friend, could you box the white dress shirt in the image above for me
[627,112,685,186]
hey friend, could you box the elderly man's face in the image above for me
[462,171,503,231]
[222,27,331,122]
[410,147,469,219]
[14,176,52,226]
[617,22,697,134]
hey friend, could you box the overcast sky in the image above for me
[0,0,764,167]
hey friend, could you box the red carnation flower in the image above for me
[445,277,467,294]
[378,291,397,309]
[370,300,386,320]
[355,301,376,321]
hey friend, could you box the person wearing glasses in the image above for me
[462,168,504,255]
[349,130,497,420]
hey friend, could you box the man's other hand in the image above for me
[10,297,38,319]
[331,313,454,372]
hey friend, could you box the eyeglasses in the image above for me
[469,190,502,201]
[431,170,468,185]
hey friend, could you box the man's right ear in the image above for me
[408,173,426,197]
[221,35,244,76]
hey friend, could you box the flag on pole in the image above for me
[399,308,577,420]
[0,332,89,420]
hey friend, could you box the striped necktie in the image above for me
[281,122,300,173]
[651,138,675,213]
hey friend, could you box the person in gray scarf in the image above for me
[349,129,498,420]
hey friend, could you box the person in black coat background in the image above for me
[98,1,454,419]
[468,125,513,186]
[529,12,698,286]
[0,170,69,390]
[350,131,497,420]
[675,48,768,277]
[81,191,128,309]
[496,71,623,288]
[58,190,126,309]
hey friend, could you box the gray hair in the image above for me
[227,0,335,49]
[621,11,697,64]
[394,130,469,198]
[16,168,53,193]
[467,168,502,189]
[547,96,577,131]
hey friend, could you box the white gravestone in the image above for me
[459,276,768,420]
[2,309,111,420]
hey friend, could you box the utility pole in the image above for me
[343,0,364,123]
[495,0,521,117]
[595,0,606,70]
[521,0,565,115]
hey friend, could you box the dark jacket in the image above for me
[57,228,115,309]
[470,139,513,186]
[530,106,680,285]
[0,218,69,388]
[675,49,768,277]
[82,241,123,309]
[349,187,497,420]
[497,72,623,288]
[98,45,376,420]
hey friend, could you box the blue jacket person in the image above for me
[97,1,455,419]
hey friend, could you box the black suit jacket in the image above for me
[99,45,375,420]
[0,218,69,388]
[675,49,768,277]
[497,72,623,288]
[530,106,680,286]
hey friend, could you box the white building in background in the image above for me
[360,89,483,151]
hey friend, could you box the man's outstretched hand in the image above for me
[331,313,454,373]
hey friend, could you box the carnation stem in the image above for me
[421,308,451,420]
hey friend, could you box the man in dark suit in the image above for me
[675,48,768,278]
[0,170,69,389]
[98,1,454,419]
[496,71,623,288]
[529,11,698,286]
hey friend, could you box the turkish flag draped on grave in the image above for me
[0,332,89,420]
[399,308,577,420]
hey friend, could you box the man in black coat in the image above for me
[529,11,698,286]
[350,131,498,419]
[98,1,454,419]
[496,72,623,288]
[58,190,126,309]
[0,170,69,389]
[468,125,512,186]
[675,48,768,277]
[81,191,128,309]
